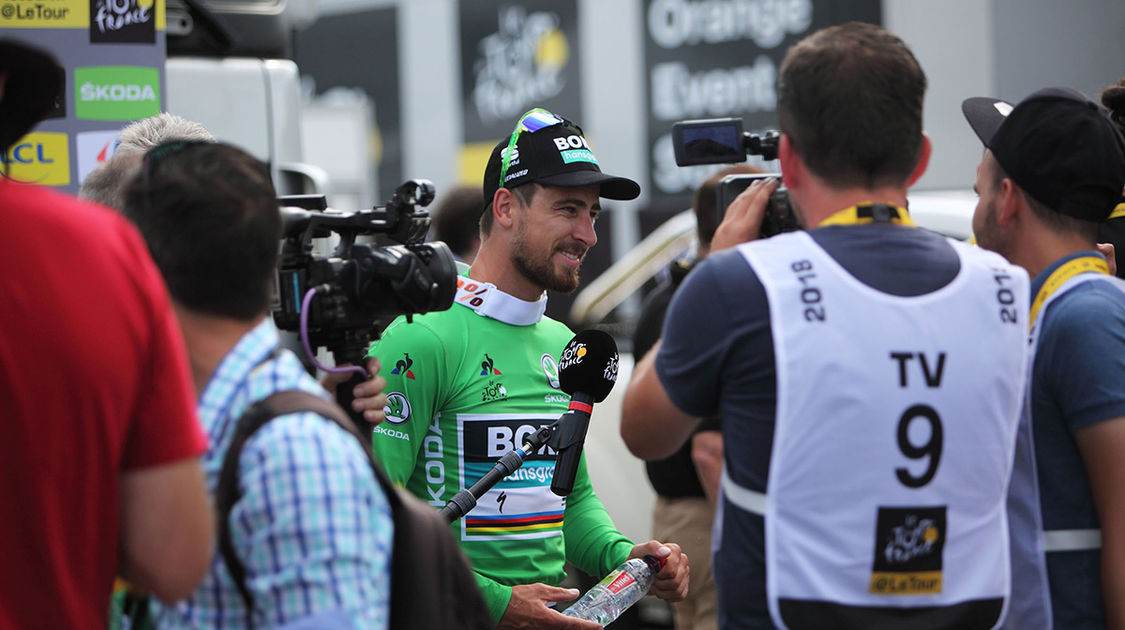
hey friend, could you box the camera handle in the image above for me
[330,344,373,435]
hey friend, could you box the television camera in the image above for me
[273,180,457,414]
[671,117,799,237]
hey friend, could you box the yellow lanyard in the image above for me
[818,203,917,227]
[1029,255,1110,330]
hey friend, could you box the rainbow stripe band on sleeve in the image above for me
[465,510,565,535]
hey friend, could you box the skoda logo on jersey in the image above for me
[540,353,560,389]
[383,392,411,424]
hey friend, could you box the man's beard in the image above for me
[510,227,583,294]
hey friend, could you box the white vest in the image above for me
[1003,271,1125,630]
[726,231,1029,629]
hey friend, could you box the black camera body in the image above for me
[671,117,799,238]
[273,179,457,367]
[717,174,801,236]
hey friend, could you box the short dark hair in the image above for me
[1103,77,1125,136]
[480,183,540,235]
[693,165,763,248]
[778,22,927,190]
[991,157,1099,243]
[123,142,281,320]
[432,185,484,258]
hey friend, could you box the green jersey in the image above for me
[368,274,632,623]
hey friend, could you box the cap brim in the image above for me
[962,97,1014,147]
[534,170,641,201]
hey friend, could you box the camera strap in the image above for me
[818,203,915,227]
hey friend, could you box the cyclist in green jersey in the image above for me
[368,109,690,629]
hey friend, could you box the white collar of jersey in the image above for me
[453,275,547,326]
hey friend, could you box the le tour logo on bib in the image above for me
[75,66,160,121]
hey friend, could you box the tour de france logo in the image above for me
[89,0,155,43]
[470,5,570,124]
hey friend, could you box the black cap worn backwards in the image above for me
[482,109,640,208]
[0,39,64,153]
[962,87,1125,222]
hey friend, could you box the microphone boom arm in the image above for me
[438,424,556,524]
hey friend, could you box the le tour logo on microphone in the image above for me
[559,342,587,371]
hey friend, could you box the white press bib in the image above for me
[730,231,1029,630]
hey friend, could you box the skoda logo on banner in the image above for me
[89,0,155,43]
[75,66,161,121]
[2,132,70,186]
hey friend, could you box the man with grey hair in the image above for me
[76,113,389,424]
[78,113,216,209]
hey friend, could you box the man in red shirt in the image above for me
[0,39,214,628]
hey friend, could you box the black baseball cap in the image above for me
[482,108,640,206]
[962,87,1125,222]
[0,39,64,152]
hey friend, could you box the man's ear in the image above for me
[492,188,516,229]
[779,134,802,190]
[996,178,1024,225]
[906,133,932,187]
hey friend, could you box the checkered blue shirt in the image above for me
[152,319,391,630]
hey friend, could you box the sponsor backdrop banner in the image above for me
[457,0,582,187]
[643,0,880,207]
[294,5,402,205]
[1,0,165,193]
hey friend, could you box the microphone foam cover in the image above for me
[558,329,618,402]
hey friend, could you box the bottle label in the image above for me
[605,570,636,595]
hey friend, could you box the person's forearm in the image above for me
[1102,540,1125,630]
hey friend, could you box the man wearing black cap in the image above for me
[962,87,1125,630]
[366,108,688,629]
[622,22,1031,629]
[0,40,213,627]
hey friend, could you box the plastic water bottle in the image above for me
[562,555,664,626]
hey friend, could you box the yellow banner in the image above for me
[0,0,163,29]
[459,141,497,187]
[0,0,87,28]
[3,132,71,186]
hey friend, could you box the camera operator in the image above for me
[122,140,393,629]
[0,40,213,628]
[366,108,689,629]
[961,86,1125,629]
[622,22,1032,629]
